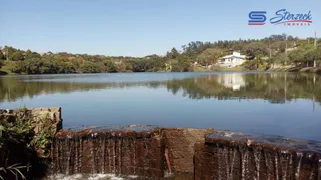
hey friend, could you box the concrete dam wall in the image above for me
[1,107,321,179]
[51,126,321,179]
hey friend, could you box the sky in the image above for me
[0,0,320,57]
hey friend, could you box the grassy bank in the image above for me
[0,66,16,75]
[267,67,321,73]
[217,66,246,72]
[0,62,17,75]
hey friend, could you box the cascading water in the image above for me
[48,127,321,180]
[253,149,261,180]
[50,125,164,179]
[318,159,321,180]
[195,130,321,180]
[275,152,280,180]
[295,153,303,180]
[241,149,249,180]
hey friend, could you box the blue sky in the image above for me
[0,0,320,57]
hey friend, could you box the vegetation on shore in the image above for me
[0,108,55,179]
[0,34,320,75]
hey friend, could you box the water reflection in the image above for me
[216,73,246,91]
[0,73,321,105]
[167,73,321,104]
[1,73,321,140]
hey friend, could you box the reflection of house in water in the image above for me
[216,73,245,91]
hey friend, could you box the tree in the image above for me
[170,48,180,59]
[242,60,259,70]
[103,60,117,72]
[177,55,192,72]
[2,46,17,60]
[274,53,289,66]
[288,44,318,67]
[197,48,224,66]
[245,42,269,58]
[0,50,5,60]
[304,48,321,67]
[116,62,126,72]
[25,50,41,60]
[10,51,24,61]
[79,61,101,73]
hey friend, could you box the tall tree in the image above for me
[10,51,24,61]
[245,42,269,59]
[196,48,224,66]
[177,55,192,72]
[0,50,5,60]
[170,48,180,59]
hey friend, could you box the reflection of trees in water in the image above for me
[0,77,165,103]
[166,73,321,104]
[0,73,320,104]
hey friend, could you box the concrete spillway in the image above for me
[49,126,321,179]
[51,125,164,178]
[195,131,321,180]
[1,108,320,179]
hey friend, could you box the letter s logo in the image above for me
[248,11,267,25]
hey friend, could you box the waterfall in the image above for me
[90,136,95,174]
[50,128,320,180]
[227,149,236,180]
[318,159,321,180]
[79,137,83,173]
[254,149,261,180]
[264,151,271,180]
[133,138,136,175]
[217,148,222,180]
[295,153,303,180]
[241,149,249,180]
[275,153,279,180]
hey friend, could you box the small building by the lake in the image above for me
[219,51,246,68]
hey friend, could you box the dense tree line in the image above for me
[0,34,320,74]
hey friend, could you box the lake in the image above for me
[0,72,320,141]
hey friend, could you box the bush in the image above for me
[0,108,55,179]
[242,60,259,70]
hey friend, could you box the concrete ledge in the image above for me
[194,130,321,180]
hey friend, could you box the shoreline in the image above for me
[1,66,321,76]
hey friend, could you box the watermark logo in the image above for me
[248,9,312,26]
[248,11,267,25]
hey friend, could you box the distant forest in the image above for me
[0,34,320,74]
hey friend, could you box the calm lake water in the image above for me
[0,72,320,141]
